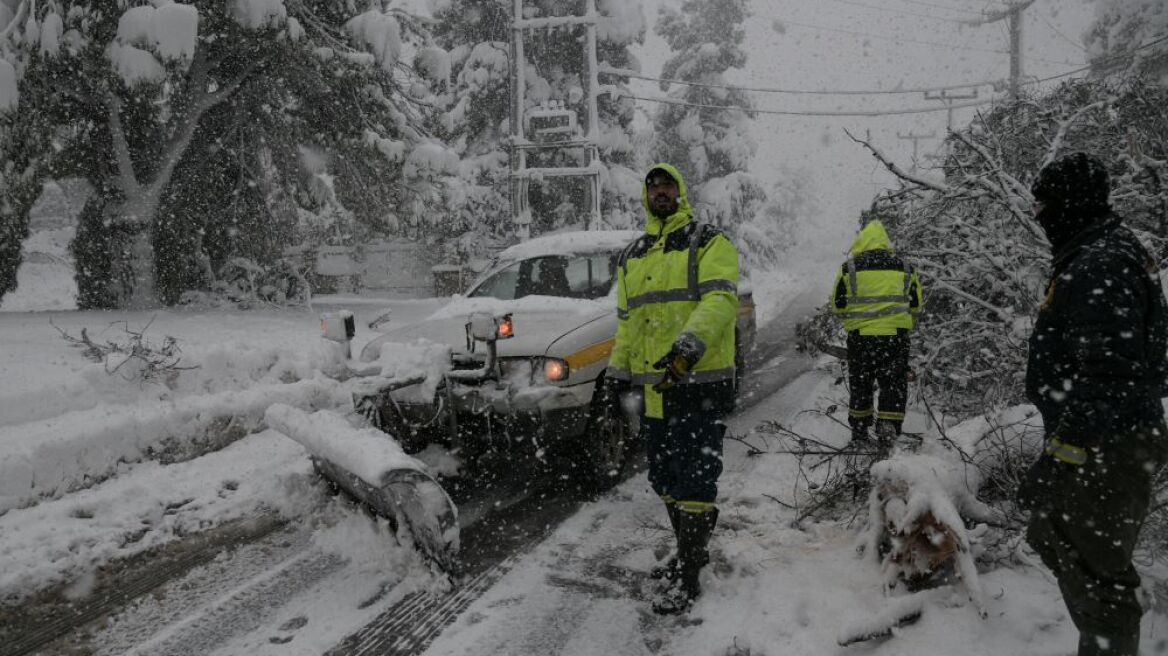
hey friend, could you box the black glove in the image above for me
[651,333,705,392]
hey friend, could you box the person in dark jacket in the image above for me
[1019,152,1168,656]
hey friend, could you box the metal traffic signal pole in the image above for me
[509,0,604,241]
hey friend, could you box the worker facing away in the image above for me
[606,163,740,615]
[831,219,923,445]
[1018,152,1168,656]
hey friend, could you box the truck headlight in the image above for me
[542,358,569,382]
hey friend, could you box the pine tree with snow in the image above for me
[0,0,449,308]
[650,0,771,263]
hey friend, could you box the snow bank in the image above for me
[0,430,309,602]
[0,378,349,514]
[265,404,423,484]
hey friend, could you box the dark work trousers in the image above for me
[1025,422,1166,656]
[642,383,731,504]
[846,331,910,437]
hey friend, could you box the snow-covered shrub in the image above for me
[180,257,311,309]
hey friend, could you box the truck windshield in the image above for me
[469,254,617,300]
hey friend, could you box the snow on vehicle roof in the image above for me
[497,230,641,262]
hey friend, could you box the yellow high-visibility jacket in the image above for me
[831,220,923,335]
[608,163,740,419]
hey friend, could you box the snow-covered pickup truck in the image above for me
[357,230,757,486]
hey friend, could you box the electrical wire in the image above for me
[617,92,994,118]
[779,17,1010,55]
[600,65,999,96]
[826,0,969,24]
[1039,13,1087,52]
[1021,33,1168,85]
[896,0,983,16]
[780,17,1079,66]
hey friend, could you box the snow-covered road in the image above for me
[6,275,1161,656]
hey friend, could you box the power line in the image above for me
[600,65,1001,96]
[826,0,968,24]
[616,92,995,118]
[1021,33,1168,85]
[779,17,1009,55]
[1039,13,1086,52]
[779,17,1078,66]
[896,0,983,16]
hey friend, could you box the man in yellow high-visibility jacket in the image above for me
[831,219,922,445]
[607,163,739,615]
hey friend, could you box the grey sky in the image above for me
[632,0,1096,262]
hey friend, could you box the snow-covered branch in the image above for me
[1040,100,1110,170]
[844,128,950,194]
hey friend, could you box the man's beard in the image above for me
[650,197,678,218]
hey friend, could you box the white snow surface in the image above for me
[0,299,443,600]
[231,0,287,29]
[265,404,424,483]
[496,229,641,262]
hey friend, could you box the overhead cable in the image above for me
[779,17,1079,66]
[615,92,994,118]
[827,0,969,24]
[599,65,1000,96]
[897,0,983,16]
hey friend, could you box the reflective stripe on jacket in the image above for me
[831,220,922,336]
[608,162,740,419]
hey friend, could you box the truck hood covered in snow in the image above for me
[359,295,614,362]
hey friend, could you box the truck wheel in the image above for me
[570,386,632,493]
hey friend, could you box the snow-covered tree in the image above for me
[847,76,1168,415]
[1085,0,1168,77]
[650,0,770,258]
[424,0,645,258]
[0,0,445,308]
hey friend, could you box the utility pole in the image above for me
[964,1,1035,101]
[509,0,603,241]
[897,132,936,173]
[924,88,979,132]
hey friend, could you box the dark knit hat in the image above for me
[1031,152,1111,215]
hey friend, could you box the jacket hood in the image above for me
[850,220,893,256]
[642,163,693,236]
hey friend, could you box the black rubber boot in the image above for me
[649,501,683,580]
[652,507,717,615]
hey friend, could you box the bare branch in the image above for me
[845,128,950,193]
[1040,100,1110,169]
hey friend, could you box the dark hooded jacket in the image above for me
[1026,216,1168,445]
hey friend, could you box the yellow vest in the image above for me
[608,163,740,419]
